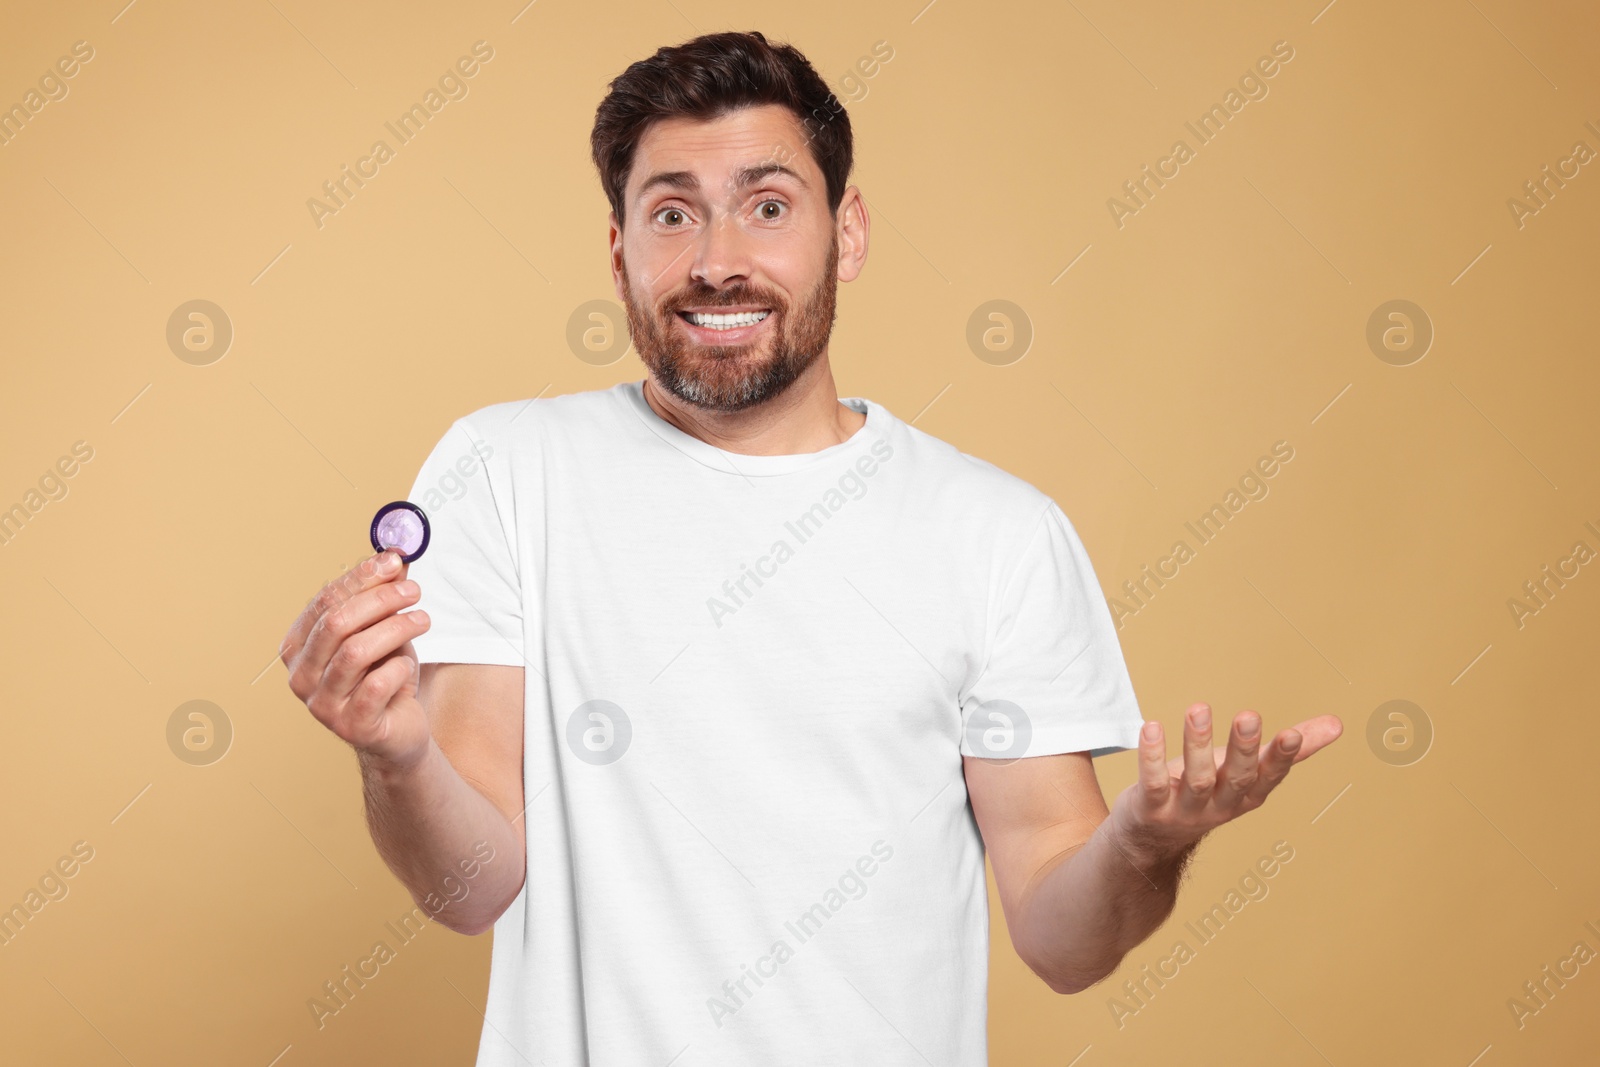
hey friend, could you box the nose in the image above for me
[688,209,753,292]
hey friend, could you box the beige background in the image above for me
[2,0,1597,1063]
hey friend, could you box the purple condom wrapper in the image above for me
[369,501,430,563]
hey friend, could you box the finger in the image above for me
[319,607,430,701]
[1135,720,1170,808]
[281,551,407,669]
[283,552,391,665]
[1242,729,1301,806]
[1211,711,1263,809]
[1282,714,1344,763]
[338,651,417,747]
[1176,703,1216,812]
[292,572,419,695]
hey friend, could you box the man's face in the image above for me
[612,104,841,412]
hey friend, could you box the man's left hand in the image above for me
[1107,702,1344,869]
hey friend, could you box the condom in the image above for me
[369,500,430,563]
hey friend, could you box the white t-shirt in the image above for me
[405,379,1143,1066]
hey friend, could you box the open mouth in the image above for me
[674,309,772,331]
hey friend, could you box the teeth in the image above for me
[684,310,770,329]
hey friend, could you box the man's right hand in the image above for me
[280,549,436,769]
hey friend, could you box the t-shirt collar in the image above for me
[619,378,883,478]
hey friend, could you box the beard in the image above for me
[619,234,839,412]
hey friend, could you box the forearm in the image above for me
[1012,820,1197,994]
[357,739,526,935]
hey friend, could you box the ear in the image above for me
[608,210,625,302]
[834,186,869,283]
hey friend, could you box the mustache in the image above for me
[662,289,781,312]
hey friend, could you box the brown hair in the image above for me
[590,31,853,228]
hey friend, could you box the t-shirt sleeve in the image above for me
[402,417,527,668]
[959,500,1143,759]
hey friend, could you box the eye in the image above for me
[654,206,689,227]
[755,199,787,220]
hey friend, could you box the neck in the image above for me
[641,356,867,456]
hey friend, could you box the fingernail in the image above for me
[1192,707,1210,730]
[376,552,397,573]
[1240,717,1260,738]
[1142,721,1160,742]
[1282,730,1302,751]
[396,580,419,597]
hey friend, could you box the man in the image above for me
[280,30,1341,1066]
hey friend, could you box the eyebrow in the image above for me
[634,162,809,203]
